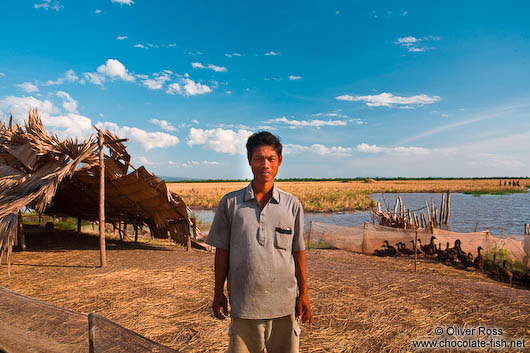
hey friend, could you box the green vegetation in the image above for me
[464,189,528,196]
[22,213,92,231]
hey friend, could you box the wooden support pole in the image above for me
[134,221,138,243]
[421,213,427,228]
[308,221,313,250]
[98,131,107,268]
[77,217,82,233]
[414,213,420,228]
[431,198,436,225]
[445,191,451,224]
[414,231,418,272]
[17,210,26,251]
[189,218,196,252]
[425,200,431,226]
[525,224,530,235]
[440,193,446,226]
[393,199,399,221]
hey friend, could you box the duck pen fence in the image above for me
[307,221,530,267]
[0,286,179,353]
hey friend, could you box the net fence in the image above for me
[308,221,530,265]
[0,286,178,353]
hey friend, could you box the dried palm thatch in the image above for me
[0,110,202,270]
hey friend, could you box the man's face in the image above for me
[249,145,282,184]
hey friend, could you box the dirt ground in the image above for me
[1,226,529,352]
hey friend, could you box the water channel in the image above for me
[192,191,530,239]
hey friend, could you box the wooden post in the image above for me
[445,191,451,224]
[440,193,446,225]
[425,200,431,226]
[134,221,138,243]
[525,224,530,235]
[308,221,313,250]
[17,210,26,251]
[77,217,82,233]
[414,231,418,272]
[189,218,196,252]
[98,131,107,268]
[393,199,399,221]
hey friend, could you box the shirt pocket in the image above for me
[274,225,293,250]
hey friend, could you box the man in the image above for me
[206,131,312,353]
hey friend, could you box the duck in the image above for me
[397,242,414,256]
[484,253,497,272]
[419,236,437,257]
[409,240,422,255]
[458,251,475,269]
[497,260,513,284]
[473,246,484,271]
[383,240,398,257]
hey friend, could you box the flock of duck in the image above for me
[374,236,530,288]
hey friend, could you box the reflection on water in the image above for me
[192,191,530,238]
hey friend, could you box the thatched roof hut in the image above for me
[0,111,202,265]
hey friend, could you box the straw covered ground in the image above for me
[168,179,530,212]
[1,226,529,352]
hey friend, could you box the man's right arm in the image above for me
[212,248,230,319]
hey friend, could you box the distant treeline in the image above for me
[165,177,530,183]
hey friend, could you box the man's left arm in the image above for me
[292,201,312,325]
[294,250,312,325]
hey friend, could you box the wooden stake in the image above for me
[393,199,399,221]
[77,217,82,233]
[525,224,530,235]
[440,193,446,225]
[308,221,313,250]
[414,231,418,272]
[17,211,26,251]
[445,191,451,224]
[189,218,196,252]
[134,221,138,243]
[425,200,431,226]
[98,131,107,268]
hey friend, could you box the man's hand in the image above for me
[296,292,312,326]
[212,292,229,319]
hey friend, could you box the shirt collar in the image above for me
[244,182,280,204]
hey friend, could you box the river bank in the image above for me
[168,179,530,213]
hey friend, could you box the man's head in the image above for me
[246,131,283,184]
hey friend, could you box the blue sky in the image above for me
[1,1,530,179]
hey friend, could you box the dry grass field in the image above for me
[1,226,529,352]
[168,179,530,212]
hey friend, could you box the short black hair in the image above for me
[246,131,282,161]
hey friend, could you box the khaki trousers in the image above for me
[228,314,301,353]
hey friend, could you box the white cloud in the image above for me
[182,78,212,96]
[56,91,78,113]
[150,118,176,132]
[166,83,182,95]
[94,9,102,14]
[266,117,347,128]
[336,92,441,107]
[45,69,79,86]
[191,119,199,124]
[0,73,5,78]
[96,59,134,81]
[84,59,134,86]
[83,72,105,86]
[187,128,253,155]
[111,0,134,5]
[34,0,63,11]
[402,10,408,16]
[0,96,59,124]
[168,43,176,47]
[356,143,431,155]
[284,144,353,157]
[134,44,147,49]
[169,160,223,168]
[311,110,348,118]
[265,51,280,56]
[142,72,171,90]
[192,62,228,72]
[96,122,179,151]
[225,53,242,58]
[288,75,302,81]
[16,82,39,93]
[116,35,128,40]
[395,35,440,52]
[135,156,158,166]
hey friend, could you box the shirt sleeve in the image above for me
[205,195,231,250]
[292,200,305,253]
